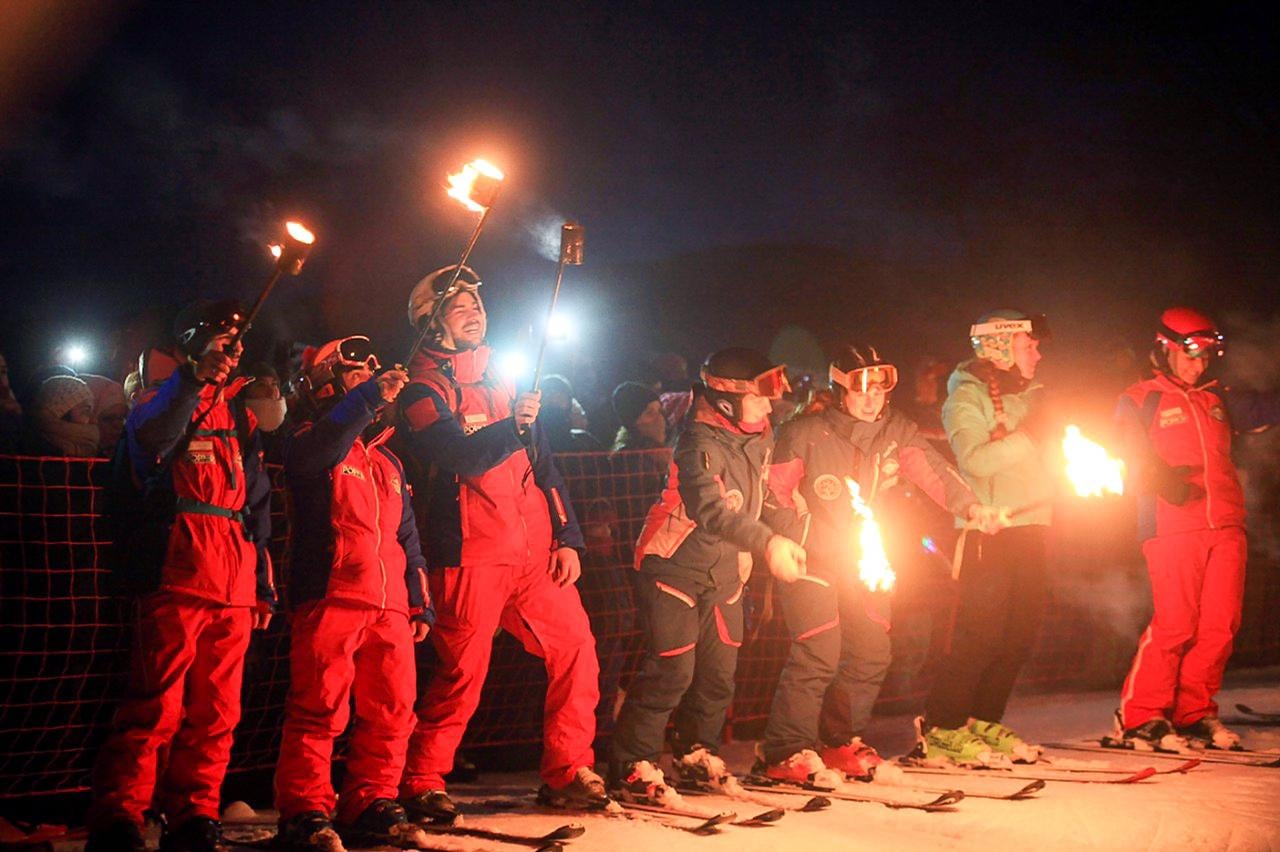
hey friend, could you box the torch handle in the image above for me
[530,258,568,393]
[404,190,502,365]
[229,266,285,351]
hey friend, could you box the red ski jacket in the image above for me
[125,366,274,607]
[398,345,583,569]
[282,379,432,620]
[1117,373,1280,540]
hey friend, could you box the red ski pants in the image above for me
[1120,526,1247,729]
[402,557,599,792]
[89,592,252,830]
[275,601,416,824]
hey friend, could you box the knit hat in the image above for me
[35,375,93,420]
[612,382,660,427]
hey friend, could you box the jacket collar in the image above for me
[410,344,492,385]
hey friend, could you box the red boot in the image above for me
[820,737,883,781]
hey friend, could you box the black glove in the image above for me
[1153,461,1205,506]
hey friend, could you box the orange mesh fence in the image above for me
[1,451,1277,798]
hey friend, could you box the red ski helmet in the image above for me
[1155,307,1224,362]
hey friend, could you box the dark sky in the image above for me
[1,1,1277,395]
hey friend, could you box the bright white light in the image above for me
[547,311,577,343]
[61,342,90,367]
[497,350,530,382]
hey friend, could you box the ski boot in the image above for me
[399,788,460,826]
[967,718,1042,763]
[159,816,224,852]
[84,819,147,852]
[537,765,613,809]
[1178,716,1242,751]
[276,811,345,852]
[752,746,845,788]
[911,716,1002,766]
[1115,710,1189,752]
[609,760,686,807]
[339,799,429,850]
[820,737,883,781]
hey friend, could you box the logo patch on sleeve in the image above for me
[723,488,745,512]
[390,476,401,494]
[462,413,488,436]
[813,474,844,501]
[340,465,366,481]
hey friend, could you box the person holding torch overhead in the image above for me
[397,264,604,820]
[610,348,808,802]
[759,344,1004,783]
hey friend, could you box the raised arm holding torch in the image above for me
[404,158,505,364]
[531,222,584,392]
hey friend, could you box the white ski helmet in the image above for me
[407,264,483,332]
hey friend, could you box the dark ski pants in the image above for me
[925,524,1048,729]
[611,570,744,774]
[761,571,891,763]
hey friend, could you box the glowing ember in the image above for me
[847,478,895,592]
[447,158,505,212]
[285,221,316,244]
[1062,424,1126,497]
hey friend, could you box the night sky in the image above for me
[1,1,1277,398]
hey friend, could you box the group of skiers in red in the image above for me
[83,256,1278,851]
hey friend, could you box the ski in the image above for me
[1237,703,1280,723]
[675,780,831,813]
[422,821,586,848]
[615,801,738,833]
[894,778,1046,800]
[900,764,1155,785]
[741,777,963,811]
[1043,740,1280,768]
[1037,757,1202,776]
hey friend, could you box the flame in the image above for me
[447,158,505,212]
[1062,424,1126,497]
[847,478,895,592]
[268,244,282,258]
[285,221,316,244]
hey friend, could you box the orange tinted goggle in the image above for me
[830,363,898,393]
[703,365,791,399]
[1158,329,1225,360]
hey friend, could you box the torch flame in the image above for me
[847,478,895,592]
[1062,424,1126,497]
[269,244,282,258]
[447,158,505,212]
[285,221,316,244]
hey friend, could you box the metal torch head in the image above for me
[560,223,585,265]
[272,221,316,275]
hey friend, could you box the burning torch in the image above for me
[531,223,584,391]
[230,220,316,351]
[405,158,505,362]
[1004,424,1127,520]
[847,478,895,592]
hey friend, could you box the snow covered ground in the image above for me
[59,672,1280,851]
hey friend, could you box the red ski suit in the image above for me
[1117,373,1280,728]
[398,345,595,793]
[274,378,433,824]
[91,367,274,831]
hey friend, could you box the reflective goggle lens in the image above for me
[752,366,791,400]
[337,336,380,371]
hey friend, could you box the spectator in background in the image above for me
[540,374,604,452]
[123,371,144,407]
[83,375,129,455]
[0,352,22,452]
[243,362,288,435]
[28,374,100,457]
[610,382,666,452]
[648,352,694,443]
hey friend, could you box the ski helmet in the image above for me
[829,344,898,400]
[298,335,381,403]
[969,309,1050,368]
[1153,306,1224,371]
[700,347,790,422]
[407,264,484,333]
[172,299,248,358]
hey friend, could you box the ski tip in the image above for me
[801,796,832,812]
[545,823,587,840]
[751,808,785,823]
[1018,779,1047,796]
[1176,758,1203,773]
[534,844,565,852]
[1125,767,1157,782]
[1237,703,1253,714]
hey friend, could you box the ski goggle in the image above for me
[969,313,1051,342]
[1157,327,1225,360]
[830,363,899,393]
[334,335,381,372]
[702,364,791,399]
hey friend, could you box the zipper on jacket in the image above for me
[362,441,389,608]
[1183,388,1214,529]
